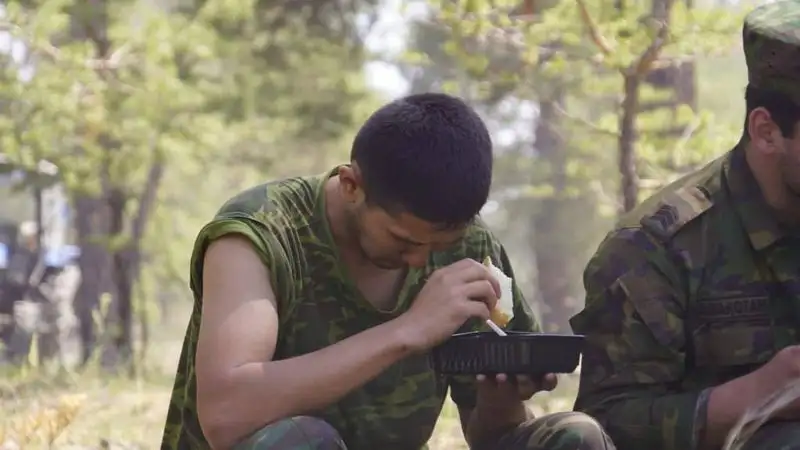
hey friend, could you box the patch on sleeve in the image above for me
[640,186,713,241]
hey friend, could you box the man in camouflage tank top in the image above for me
[161,93,614,450]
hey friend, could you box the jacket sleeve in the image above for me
[570,227,711,450]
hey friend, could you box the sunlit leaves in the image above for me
[425,0,742,209]
[0,0,382,308]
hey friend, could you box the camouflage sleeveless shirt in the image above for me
[161,167,539,449]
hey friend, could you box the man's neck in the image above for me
[323,176,385,273]
[324,176,357,251]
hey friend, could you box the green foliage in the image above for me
[0,0,382,360]
[421,0,745,206]
[401,0,750,328]
[0,0,221,195]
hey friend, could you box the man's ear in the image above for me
[338,164,365,203]
[747,107,783,156]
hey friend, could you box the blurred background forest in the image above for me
[0,0,763,447]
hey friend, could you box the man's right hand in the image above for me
[750,345,800,417]
[395,258,501,352]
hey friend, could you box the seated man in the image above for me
[571,2,800,450]
[161,93,614,450]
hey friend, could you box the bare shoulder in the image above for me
[202,235,277,308]
[197,234,280,375]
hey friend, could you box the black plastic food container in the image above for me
[430,331,585,375]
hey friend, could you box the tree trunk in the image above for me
[642,0,697,169]
[73,194,113,364]
[126,153,165,368]
[619,73,640,213]
[531,90,575,333]
[70,0,128,369]
[104,153,164,374]
[616,0,677,213]
[101,188,131,369]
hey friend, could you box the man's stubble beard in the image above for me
[778,156,800,225]
[343,206,388,267]
[783,184,800,225]
[343,205,407,270]
[342,206,369,260]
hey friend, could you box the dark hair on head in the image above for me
[350,92,493,228]
[743,84,800,139]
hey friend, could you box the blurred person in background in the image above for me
[3,221,38,301]
[571,2,800,450]
[161,93,615,450]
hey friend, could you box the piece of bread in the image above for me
[483,257,513,327]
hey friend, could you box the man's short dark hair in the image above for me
[350,93,493,228]
[744,85,800,139]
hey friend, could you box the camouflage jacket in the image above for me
[161,167,539,450]
[571,147,800,450]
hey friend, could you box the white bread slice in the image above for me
[483,256,513,327]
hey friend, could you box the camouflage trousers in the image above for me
[233,412,614,450]
[739,420,800,450]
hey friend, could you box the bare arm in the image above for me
[703,373,774,447]
[572,228,773,450]
[458,404,531,448]
[453,238,537,447]
[195,236,414,449]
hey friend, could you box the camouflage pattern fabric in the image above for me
[234,416,347,450]
[160,166,542,449]
[743,0,800,102]
[232,412,614,450]
[570,146,800,450]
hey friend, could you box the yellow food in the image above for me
[490,308,511,327]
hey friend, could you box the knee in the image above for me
[290,416,344,446]
[538,412,614,450]
[235,416,346,450]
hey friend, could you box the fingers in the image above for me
[477,373,510,383]
[459,280,498,311]
[436,259,501,297]
[476,373,528,402]
[476,373,559,402]
[487,374,557,384]
[516,374,557,393]
[458,289,493,320]
[541,373,558,390]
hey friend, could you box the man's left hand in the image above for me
[475,373,558,411]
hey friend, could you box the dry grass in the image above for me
[1,374,579,450]
[1,374,172,449]
[0,306,580,449]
